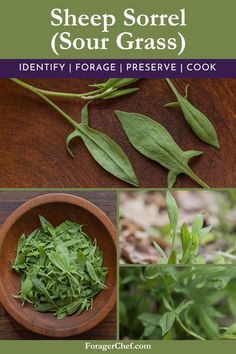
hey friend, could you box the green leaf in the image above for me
[153,241,167,260]
[165,79,220,149]
[119,300,127,325]
[223,323,236,334]
[168,250,177,264]
[175,300,193,315]
[56,241,70,264]
[66,130,81,158]
[90,78,120,89]
[192,214,204,234]
[181,223,192,253]
[163,330,173,340]
[20,276,33,300]
[86,261,106,288]
[164,101,179,108]
[100,78,140,89]
[90,79,140,91]
[166,191,178,235]
[115,110,208,188]
[66,300,81,315]
[16,234,26,255]
[77,250,86,270]
[36,303,56,312]
[31,276,55,304]
[78,124,139,186]
[144,265,161,279]
[199,225,213,238]
[110,78,140,89]
[138,313,160,326]
[12,253,26,271]
[103,88,139,100]
[190,233,199,252]
[49,252,70,272]
[226,283,236,317]
[198,306,219,338]
[80,101,90,125]
[39,215,56,238]
[159,311,176,336]
[143,325,156,337]
[66,104,139,187]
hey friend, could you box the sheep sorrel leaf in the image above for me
[166,191,178,236]
[165,79,220,149]
[12,216,108,319]
[8,80,138,187]
[90,78,140,90]
[159,311,176,335]
[151,192,213,265]
[115,110,209,188]
[66,103,139,187]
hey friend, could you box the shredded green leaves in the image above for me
[12,216,108,319]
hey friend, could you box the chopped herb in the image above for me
[12,216,108,319]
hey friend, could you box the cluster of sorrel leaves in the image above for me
[10,78,219,188]
[120,266,236,340]
[12,216,107,319]
[152,191,213,264]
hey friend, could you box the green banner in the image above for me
[1,0,235,59]
[1,340,236,354]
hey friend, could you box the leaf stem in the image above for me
[10,78,115,100]
[39,88,101,98]
[10,78,78,128]
[170,231,176,254]
[166,78,181,99]
[176,317,205,340]
[161,274,175,308]
[187,170,210,189]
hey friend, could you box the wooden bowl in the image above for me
[0,193,116,337]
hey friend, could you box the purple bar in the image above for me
[0,59,235,78]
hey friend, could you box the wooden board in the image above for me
[0,190,117,340]
[0,78,235,188]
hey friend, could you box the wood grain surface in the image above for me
[0,190,117,340]
[0,78,235,188]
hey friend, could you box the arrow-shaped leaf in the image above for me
[115,110,209,188]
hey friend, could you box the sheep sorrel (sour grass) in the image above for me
[120,265,236,340]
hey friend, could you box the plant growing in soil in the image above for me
[153,191,212,264]
[120,266,236,340]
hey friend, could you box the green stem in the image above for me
[67,271,80,288]
[10,78,78,128]
[10,78,114,100]
[166,78,181,99]
[38,87,101,98]
[10,79,116,155]
[187,170,210,189]
[161,275,175,308]
[170,230,176,254]
[177,317,205,340]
